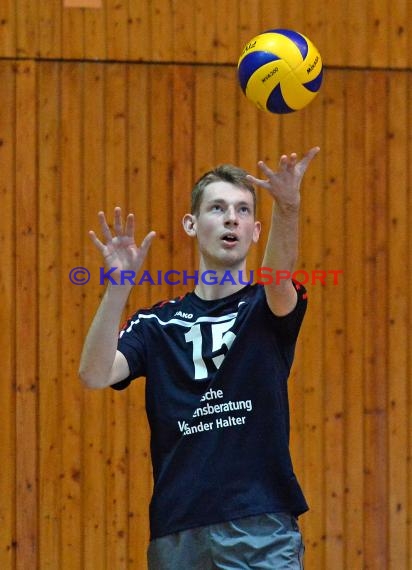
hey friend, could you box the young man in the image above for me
[79,147,319,569]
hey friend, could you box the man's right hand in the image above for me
[89,206,156,283]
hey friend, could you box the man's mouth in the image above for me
[221,233,238,243]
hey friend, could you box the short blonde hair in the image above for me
[191,165,256,216]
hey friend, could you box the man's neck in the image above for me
[194,261,251,300]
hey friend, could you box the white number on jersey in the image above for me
[184,318,236,380]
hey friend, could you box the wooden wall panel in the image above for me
[38,62,62,570]
[0,57,411,570]
[1,0,412,69]
[38,1,62,58]
[323,72,345,569]
[343,70,366,570]
[408,73,412,570]
[363,72,389,569]
[0,60,16,570]
[82,63,107,570]
[15,60,38,570]
[0,0,16,57]
[125,66,152,566]
[60,63,84,570]
[387,71,409,570]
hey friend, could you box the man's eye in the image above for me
[239,206,250,214]
[211,204,223,211]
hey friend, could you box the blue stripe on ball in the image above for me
[303,68,323,92]
[238,51,281,93]
[264,29,309,59]
[266,84,295,114]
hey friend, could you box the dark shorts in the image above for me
[147,512,305,569]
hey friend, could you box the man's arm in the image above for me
[79,284,133,389]
[247,147,319,316]
[79,207,155,389]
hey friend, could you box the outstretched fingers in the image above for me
[113,206,124,236]
[298,146,320,172]
[124,212,135,238]
[246,164,272,189]
[97,210,113,243]
[88,229,106,253]
[89,207,155,252]
[139,231,157,255]
[248,147,320,188]
[279,152,298,171]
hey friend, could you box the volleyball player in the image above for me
[79,147,319,569]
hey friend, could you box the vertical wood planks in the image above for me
[214,67,238,164]
[408,72,412,570]
[387,71,408,570]
[62,6,84,60]
[368,0,389,68]
[0,4,412,563]
[388,1,408,69]
[128,0,151,61]
[236,73,260,275]
[38,1,62,58]
[15,0,37,58]
[343,70,366,570]
[126,64,152,568]
[84,6,106,60]
[285,112,306,521]
[82,62,106,570]
[147,65,173,304]
[60,62,84,570]
[37,62,62,570]
[194,0,216,63]
[170,66,196,296]
[15,60,38,570]
[0,0,16,57]
[104,63,129,570]
[323,71,345,569]
[194,66,215,175]
[213,0,238,63]
[298,88,325,569]
[126,65,152,310]
[106,0,128,60]
[172,0,196,61]
[150,1,173,61]
[363,71,389,569]
[0,61,16,570]
[0,0,410,68]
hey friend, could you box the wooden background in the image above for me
[0,1,411,569]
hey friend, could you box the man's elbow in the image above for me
[78,366,108,390]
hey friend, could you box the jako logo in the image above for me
[174,311,193,319]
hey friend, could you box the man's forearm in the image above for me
[79,284,132,388]
[263,202,300,276]
[262,202,300,316]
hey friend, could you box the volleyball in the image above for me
[237,29,323,114]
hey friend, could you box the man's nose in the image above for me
[224,206,238,225]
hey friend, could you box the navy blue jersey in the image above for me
[114,282,308,539]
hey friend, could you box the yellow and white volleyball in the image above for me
[237,29,323,114]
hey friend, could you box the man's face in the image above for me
[189,181,261,269]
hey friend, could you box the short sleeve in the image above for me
[265,280,308,345]
[111,313,147,390]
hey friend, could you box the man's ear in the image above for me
[252,220,261,243]
[182,213,197,237]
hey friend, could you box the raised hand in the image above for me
[89,207,156,280]
[247,147,320,210]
